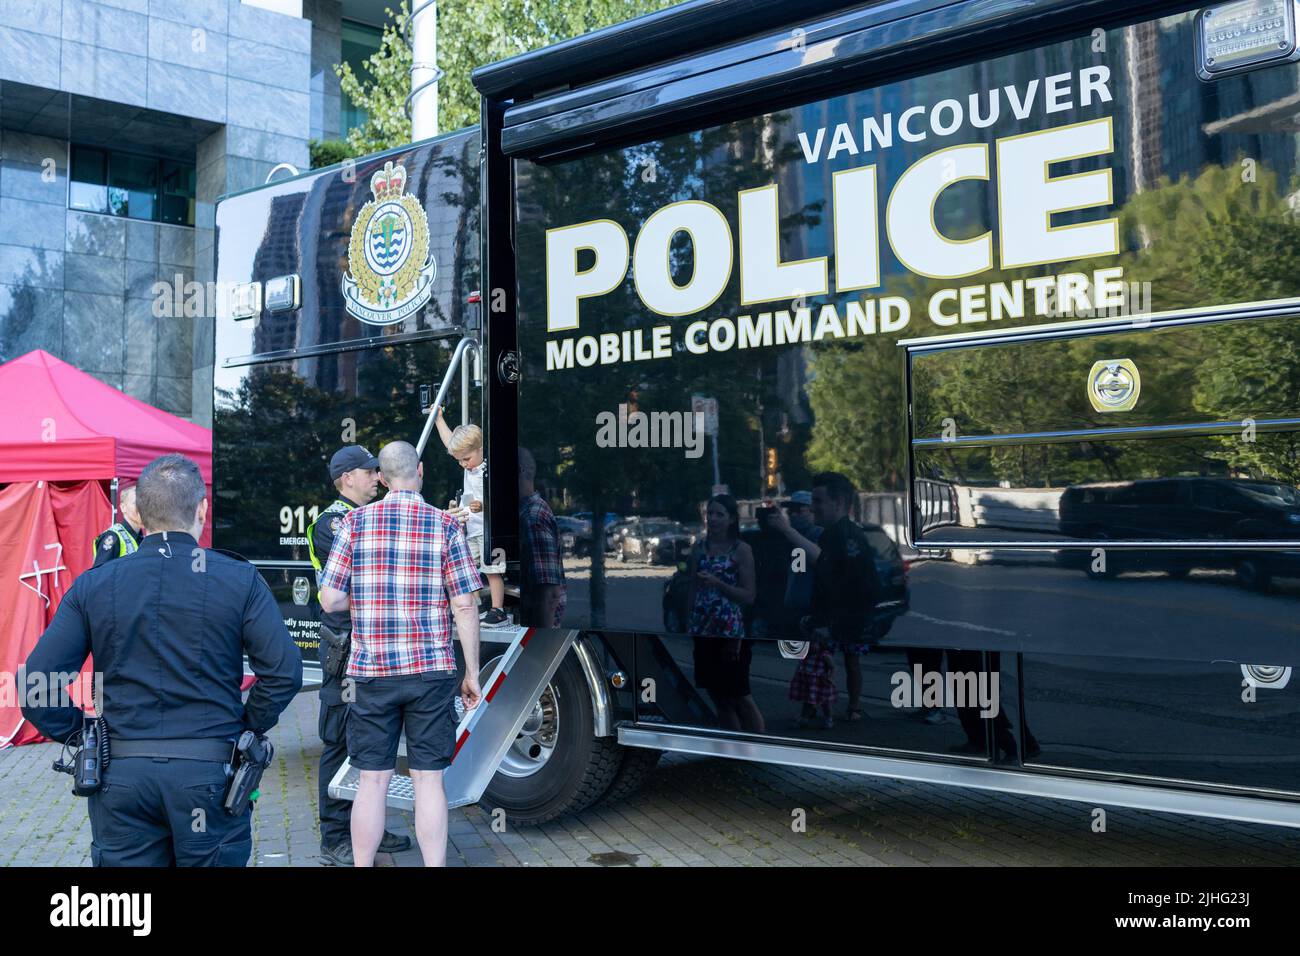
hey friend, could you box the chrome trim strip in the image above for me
[221,327,464,369]
[573,635,613,737]
[251,560,315,568]
[914,538,1300,550]
[617,727,1300,828]
[897,297,1300,351]
[912,416,1300,448]
[1023,760,1300,800]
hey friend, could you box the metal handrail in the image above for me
[415,336,481,457]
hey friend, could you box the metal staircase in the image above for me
[328,624,578,810]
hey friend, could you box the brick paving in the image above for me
[3,690,1299,867]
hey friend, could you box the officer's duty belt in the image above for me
[110,737,233,762]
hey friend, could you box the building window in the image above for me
[68,145,196,226]
[341,19,384,136]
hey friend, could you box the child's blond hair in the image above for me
[449,423,484,457]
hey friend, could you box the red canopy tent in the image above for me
[0,349,213,747]
[0,349,212,491]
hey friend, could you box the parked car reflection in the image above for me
[617,519,694,564]
[1058,477,1300,588]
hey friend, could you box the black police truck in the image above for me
[213,0,1300,826]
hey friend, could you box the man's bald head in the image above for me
[378,441,422,490]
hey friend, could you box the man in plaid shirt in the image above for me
[518,447,566,628]
[319,440,482,867]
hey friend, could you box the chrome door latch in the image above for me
[1087,358,1141,412]
[498,350,520,385]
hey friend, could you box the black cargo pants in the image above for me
[86,756,251,866]
[318,671,352,849]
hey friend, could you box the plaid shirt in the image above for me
[319,489,481,676]
[519,492,566,627]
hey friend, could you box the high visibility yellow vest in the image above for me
[307,498,355,608]
[94,522,139,560]
[306,498,355,572]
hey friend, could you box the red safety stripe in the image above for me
[485,669,508,703]
[452,627,540,761]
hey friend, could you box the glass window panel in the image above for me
[159,160,196,226]
[68,146,107,214]
[340,19,383,136]
[108,152,158,221]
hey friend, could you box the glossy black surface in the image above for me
[214,130,479,361]
[213,340,475,563]
[470,0,880,99]
[1023,655,1300,791]
[502,3,1300,786]
[212,131,481,566]
[912,312,1300,439]
[495,0,1190,157]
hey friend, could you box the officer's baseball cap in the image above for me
[329,445,379,480]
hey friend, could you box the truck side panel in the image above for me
[213,131,481,664]
[505,6,1300,797]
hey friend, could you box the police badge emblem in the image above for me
[341,160,436,325]
[292,576,311,606]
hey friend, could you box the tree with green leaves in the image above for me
[333,0,675,159]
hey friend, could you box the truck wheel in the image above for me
[481,651,621,826]
[602,748,661,805]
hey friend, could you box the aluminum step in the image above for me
[328,625,578,810]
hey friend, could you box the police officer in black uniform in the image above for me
[21,453,302,866]
[310,445,411,866]
[91,484,143,567]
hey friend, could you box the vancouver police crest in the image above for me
[342,160,436,325]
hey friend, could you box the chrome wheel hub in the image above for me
[480,655,560,778]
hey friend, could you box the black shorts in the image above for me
[347,670,459,772]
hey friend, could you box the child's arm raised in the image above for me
[433,405,454,449]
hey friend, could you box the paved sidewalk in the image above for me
[3,690,1299,866]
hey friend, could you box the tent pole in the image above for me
[110,477,119,524]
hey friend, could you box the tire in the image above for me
[481,651,621,826]
[602,748,662,806]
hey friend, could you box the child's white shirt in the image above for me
[462,461,486,538]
